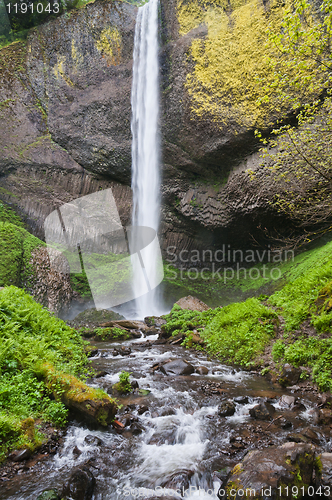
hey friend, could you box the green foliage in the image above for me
[273,336,332,391]
[69,271,92,298]
[0,220,44,289]
[0,202,25,228]
[93,327,130,341]
[0,286,88,375]
[0,287,89,457]
[201,298,277,365]
[162,304,218,337]
[268,240,332,330]
[113,371,132,394]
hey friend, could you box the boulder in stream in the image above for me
[175,295,210,312]
[249,402,274,421]
[160,359,195,376]
[224,442,318,499]
[61,466,95,500]
[278,364,301,387]
[218,400,236,417]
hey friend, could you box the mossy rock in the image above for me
[39,363,117,426]
[93,327,131,341]
[69,308,124,329]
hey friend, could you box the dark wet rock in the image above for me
[293,401,306,412]
[279,418,293,429]
[279,395,295,408]
[278,364,301,387]
[61,466,95,500]
[145,326,159,336]
[168,333,184,345]
[302,427,320,445]
[100,320,147,330]
[87,349,98,358]
[307,408,320,424]
[144,316,166,327]
[319,409,332,425]
[10,448,31,462]
[138,405,149,415]
[287,433,310,444]
[225,442,317,496]
[249,402,274,421]
[159,407,176,416]
[70,309,124,329]
[130,422,145,435]
[234,396,249,405]
[119,346,132,356]
[320,453,332,498]
[84,435,103,446]
[72,446,82,457]
[218,401,236,417]
[161,469,194,491]
[160,359,195,376]
[94,370,108,379]
[36,490,60,500]
[196,366,209,375]
[175,296,210,312]
[112,349,120,357]
[131,380,139,390]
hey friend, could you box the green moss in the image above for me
[0,221,44,288]
[0,287,94,459]
[178,0,321,129]
[113,371,132,394]
[93,327,131,341]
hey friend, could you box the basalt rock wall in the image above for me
[0,0,318,256]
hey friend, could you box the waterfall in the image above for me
[130,0,162,319]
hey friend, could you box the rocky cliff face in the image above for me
[0,0,318,257]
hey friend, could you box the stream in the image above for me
[1,334,330,499]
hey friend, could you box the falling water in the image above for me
[131,0,162,319]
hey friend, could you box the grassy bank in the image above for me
[163,239,332,391]
[0,286,116,462]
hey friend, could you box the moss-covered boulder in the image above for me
[39,363,117,426]
[224,442,318,499]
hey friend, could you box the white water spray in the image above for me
[131,0,162,319]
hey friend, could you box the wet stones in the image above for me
[218,400,236,417]
[320,453,332,498]
[195,366,208,375]
[61,466,95,500]
[234,396,249,405]
[318,408,332,425]
[160,359,195,376]
[144,316,166,327]
[198,380,224,395]
[279,395,295,408]
[249,402,274,421]
[278,363,301,387]
[84,435,104,446]
[112,346,132,356]
[9,448,31,462]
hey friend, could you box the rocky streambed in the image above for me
[1,331,332,499]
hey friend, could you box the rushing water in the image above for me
[2,334,327,500]
[131,0,162,319]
